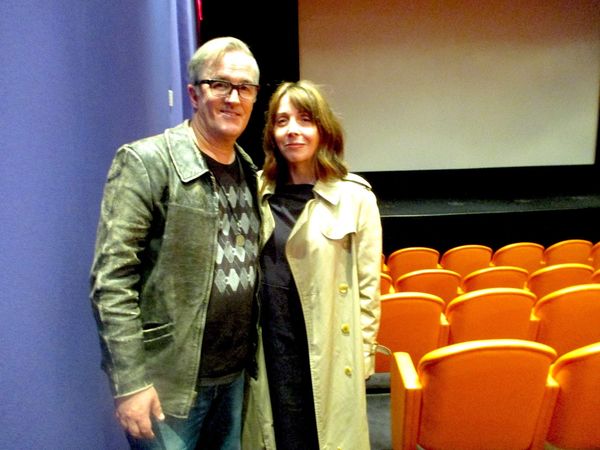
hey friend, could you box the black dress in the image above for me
[260,183,320,450]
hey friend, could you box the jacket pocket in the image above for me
[321,223,356,253]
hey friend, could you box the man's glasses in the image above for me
[196,79,260,102]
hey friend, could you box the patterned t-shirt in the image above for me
[198,154,259,383]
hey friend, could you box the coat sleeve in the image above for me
[89,145,154,397]
[355,188,382,377]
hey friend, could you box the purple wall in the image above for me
[0,1,194,447]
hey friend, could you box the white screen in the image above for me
[299,0,600,172]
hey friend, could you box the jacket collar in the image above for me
[313,179,341,206]
[316,173,371,205]
[166,120,256,183]
[259,174,365,207]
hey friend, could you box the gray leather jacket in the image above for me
[90,121,258,418]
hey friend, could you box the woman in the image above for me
[243,80,382,450]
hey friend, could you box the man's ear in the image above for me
[187,84,200,109]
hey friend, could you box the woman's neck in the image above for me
[287,165,316,185]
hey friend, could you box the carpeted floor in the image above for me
[367,392,391,450]
[366,373,392,450]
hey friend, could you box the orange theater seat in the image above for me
[461,265,529,292]
[440,244,492,279]
[531,283,600,356]
[381,253,390,275]
[380,273,393,295]
[543,238,593,266]
[374,292,448,372]
[390,339,558,450]
[526,263,593,300]
[394,268,461,306]
[492,241,545,273]
[591,241,600,269]
[386,247,439,283]
[445,288,537,344]
[546,342,600,450]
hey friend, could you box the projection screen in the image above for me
[298,0,600,172]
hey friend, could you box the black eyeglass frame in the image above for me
[196,79,260,101]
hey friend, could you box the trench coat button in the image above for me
[341,323,350,335]
[338,283,349,295]
[344,366,353,377]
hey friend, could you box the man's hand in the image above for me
[115,386,165,439]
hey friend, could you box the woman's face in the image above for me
[273,94,320,173]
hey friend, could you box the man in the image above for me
[90,36,261,450]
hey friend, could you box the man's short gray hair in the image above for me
[187,36,259,85]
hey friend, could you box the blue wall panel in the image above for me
[0,1,191,447]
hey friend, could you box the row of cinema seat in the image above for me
[375,283,600,372]
[375,240,600,449]
[390,339,600,450]
[383,262,598,303]
[380,239,600,301]
[384,239,600,281]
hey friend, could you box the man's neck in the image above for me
[189,119,236,164]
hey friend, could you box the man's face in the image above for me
[189,51,258,145]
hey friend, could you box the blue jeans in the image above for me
[127,373,244,450]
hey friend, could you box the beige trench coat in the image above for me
[243,172,382,450]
